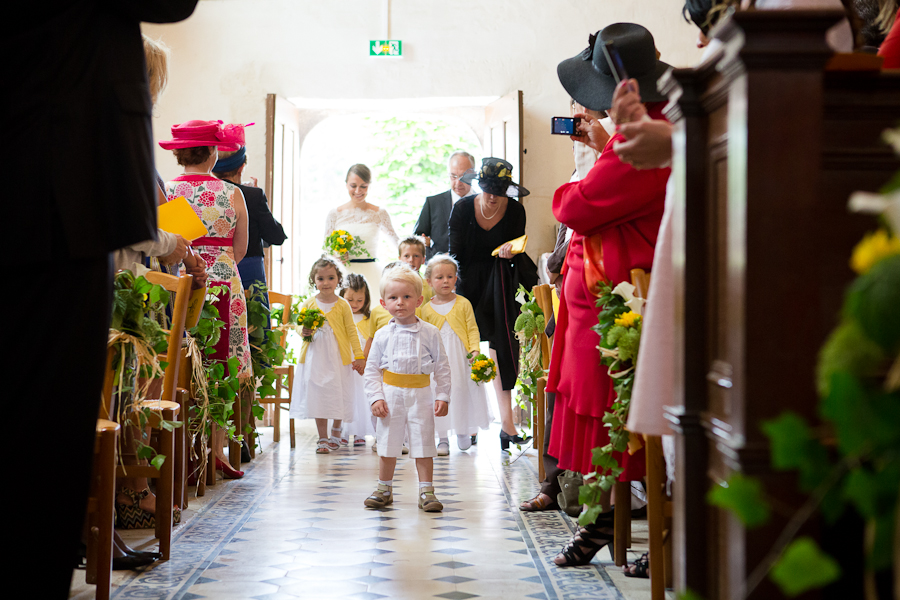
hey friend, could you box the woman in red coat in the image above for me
[549,23,670,566]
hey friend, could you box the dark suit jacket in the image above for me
[10,1,199,261]
[414,190,453,259]
[234,183,287,258]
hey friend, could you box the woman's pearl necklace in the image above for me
[479,195,503,220]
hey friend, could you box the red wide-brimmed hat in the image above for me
[158,120,253,151]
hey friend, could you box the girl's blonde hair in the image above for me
[380,263,422,298]
[341,273,371,318]
[308,255,345,290]
[142,34,170,106]
[424,253,459,280]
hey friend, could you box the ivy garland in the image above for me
[512,285,546,442]
[579,280,644,526]
[109,271,181,470]
[244,283,288,446]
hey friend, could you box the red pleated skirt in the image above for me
[546,239,645,480]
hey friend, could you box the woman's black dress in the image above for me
[449,196,537,390]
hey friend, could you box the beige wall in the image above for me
[143,0,702,262]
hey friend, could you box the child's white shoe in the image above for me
[437,439,450,456]
[457,434,472,451]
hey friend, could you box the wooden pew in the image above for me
[661,9,900,599]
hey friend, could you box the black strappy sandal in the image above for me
[553,514,615,567]
[624,552,650,578]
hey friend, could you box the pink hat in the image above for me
[158,120,254,151]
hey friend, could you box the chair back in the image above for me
[531,284,554,370]
[629,268,651,300]
[144,272,193,402]
[268,291,293,350]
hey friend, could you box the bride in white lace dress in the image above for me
[324,164,400,300]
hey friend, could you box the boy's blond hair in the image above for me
[424,253,459,280]
[380,263,423,298]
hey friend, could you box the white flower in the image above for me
[883,126,900,155]
[611,281,637,301]
[625,297,645,316]
[849,190,900,235]
[515,288,527,306]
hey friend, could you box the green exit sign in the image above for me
[370,40,402,57]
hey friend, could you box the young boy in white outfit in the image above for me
[364,264,451,512]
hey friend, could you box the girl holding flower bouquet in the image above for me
[420,255,493,453]
[290,256,367,454]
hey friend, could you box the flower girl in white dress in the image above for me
[420,254,493,453]
[290,256,366,454]
[340,274,377,446]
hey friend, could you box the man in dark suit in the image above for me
[8,2,198,594]
[415,151,476,259]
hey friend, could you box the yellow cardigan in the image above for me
[419,295,481,355]
[369,304,392,336]
[298,295,364,365]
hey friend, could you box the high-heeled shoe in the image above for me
[216,457,244,479]
[553,512,615,567]
[112,552,158,570]
[116,488,183,528]
[499,430,533,450]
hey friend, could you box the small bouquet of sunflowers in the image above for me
[323,229,370,264]
[297,306,326,342]
[467,352,497,384]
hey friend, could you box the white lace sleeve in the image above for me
[376,208,400,248]
[324,209,337,237]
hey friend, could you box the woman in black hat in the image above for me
[449,158,538,450]
[547,24,670,567]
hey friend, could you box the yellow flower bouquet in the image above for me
[297,306,326,342]
[323,229,371,264]
[467,352,497,384]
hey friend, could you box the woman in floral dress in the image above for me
[161,120,252,378]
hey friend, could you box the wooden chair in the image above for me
[613,268,652,567]
[644,433,673,598]
[255,291,296,448]
[84,418,119,600]
[104,272,192,560]
[530,284,554,481]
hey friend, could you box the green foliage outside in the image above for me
[366,116,481,235]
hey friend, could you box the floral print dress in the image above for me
[165,174,251,377]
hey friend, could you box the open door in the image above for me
[265,94,301,294]
[484,90,524,185]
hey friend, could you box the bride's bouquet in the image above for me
[324,229,371,264]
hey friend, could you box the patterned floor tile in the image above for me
[85,421,632,600]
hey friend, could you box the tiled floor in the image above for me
[70,420,663,600]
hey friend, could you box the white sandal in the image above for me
[316,438,330,454]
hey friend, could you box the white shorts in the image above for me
[375,385,436,458]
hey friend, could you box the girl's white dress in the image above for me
[289,298,354,421]
[430,298,494,437]
[324,206,400,301]
[343,313,376,439]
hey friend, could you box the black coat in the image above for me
[234,183,287,258]
[9,0,199,260]
[415,190,453,259]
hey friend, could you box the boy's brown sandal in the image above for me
[418,487,443,512]
[364,484,393,509]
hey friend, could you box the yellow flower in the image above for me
[850,229,900,274]
[615,311,642,328]
[471,374,478,380]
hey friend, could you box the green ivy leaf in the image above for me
[707,473,771,528]
[820,371,871,457]
[842,468,879,519]
[761,412,813,470]
[676,590,706,600]
[769,537,840,596]
[150,454,167,471]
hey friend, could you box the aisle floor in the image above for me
[72,420,660,600]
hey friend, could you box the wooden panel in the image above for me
[484,90,523,185]
[265,94,301,294]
